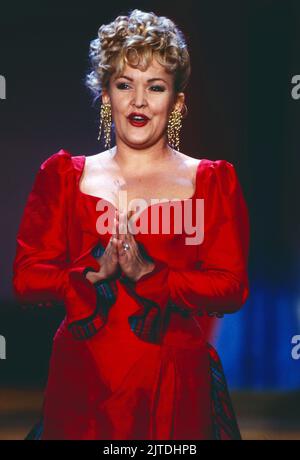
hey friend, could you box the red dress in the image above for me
[12,149,250,440]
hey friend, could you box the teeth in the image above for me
[131,116,146,121]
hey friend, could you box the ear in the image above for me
[101,89,111,105]
[173,92,185,112]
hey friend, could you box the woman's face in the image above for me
[102,57,185,150]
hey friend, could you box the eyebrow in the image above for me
[115,75,168,84]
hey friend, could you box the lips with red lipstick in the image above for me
[128,112,150,127]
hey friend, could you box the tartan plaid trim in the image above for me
[67,241,224,342]
[125,289,162,344]
[67,275,118,340]
[67,242,118,340]
[119,260,170,344]
[67,300,105,340]
[207,342,242,440]
[119,260,224,343]
[120,256,225,320]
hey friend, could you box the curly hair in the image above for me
[84,9,191,103]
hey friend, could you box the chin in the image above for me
[126,138,152,149]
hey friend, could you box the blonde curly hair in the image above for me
[85,9,191,103]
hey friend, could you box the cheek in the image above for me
[112,101,127,115]
[109,92,128,113]
[151,96,173,114]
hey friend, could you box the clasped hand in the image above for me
[85,210,155,284]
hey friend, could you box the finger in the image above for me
[107,214,117,254]
[111,238,119,262]
[118,212,133,261]
[114,210,119,239]
[125,229,138,254]
[126,211,136,235]
[121,233,131,261]
[127,233,144,263]
[108,237,117,258]
[117,238,127,259]
[123,224,133,250]
[120,221,130,259]
[111,214,119,246]
[118,211,127,242]
[110,210,119,243]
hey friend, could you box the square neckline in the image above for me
[76,154,204,215]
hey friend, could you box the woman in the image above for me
[13,9,250,440]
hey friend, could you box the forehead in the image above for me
[117,58,173,81]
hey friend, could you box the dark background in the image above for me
[0,0,299,389]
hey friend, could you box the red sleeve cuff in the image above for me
[118,258,170,344]
[62,247,101,324]
[120,259,170,308]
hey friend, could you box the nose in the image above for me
[132,86,147,108]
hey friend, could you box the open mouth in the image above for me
[128,113,149,127]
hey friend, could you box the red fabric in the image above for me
[12,149,250,440]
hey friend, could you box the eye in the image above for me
[116,82,166,92]
[116,82,130,90]
[150,85,165,92]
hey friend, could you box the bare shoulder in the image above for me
[175,151,201,164]
[175,151,203,172]
[83,150,116,177]
[85,150,110,165]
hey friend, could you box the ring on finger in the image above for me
[122,242,130,251]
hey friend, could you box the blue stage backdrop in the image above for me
[213,278,300,390]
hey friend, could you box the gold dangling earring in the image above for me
[167,108,183,151]
[98,102,112,149]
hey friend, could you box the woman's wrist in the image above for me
[85,268,107,285]
[132,262,155,282]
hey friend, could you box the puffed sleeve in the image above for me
[166,160,250,315]
[122,159,250,321]
[12,150,105,339]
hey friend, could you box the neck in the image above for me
[110,139,176,171]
